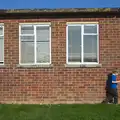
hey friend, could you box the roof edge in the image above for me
[0,8,120,14]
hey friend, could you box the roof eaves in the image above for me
[2,8,120,14]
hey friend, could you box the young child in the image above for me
[107,69,120,104]
[102,68,120,104]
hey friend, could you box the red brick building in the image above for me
[0,8,120,104]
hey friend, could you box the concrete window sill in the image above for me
[0,64,6,68]
[65,64,102,68]
[17,64,53,68]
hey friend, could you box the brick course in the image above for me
[0,17,120,104]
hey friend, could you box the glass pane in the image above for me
[0,27,3,35]
[83,35,98,62]
[68,26,81,62]
[21,26,34,34]
[37,42,50,63]
[36,26,50,42]
[84,25,97,34]
[21,42,34,63]
[0,37,4,62]
[20,36,34,42]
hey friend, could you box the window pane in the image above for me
[0,37,3,62]
[84,25,97,34]
[21,26,34,34]
[20,36,34,42]
[21,42,34,63]
[36,26,50,42]
[37,42,50,63]
[83,35,98,62]
[68,26,81,62]
[0,27,3,35]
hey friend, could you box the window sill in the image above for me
[17,64,53,68]
[0,64,6,68]
[65,64,102,68]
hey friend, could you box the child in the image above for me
[107,69,120,104]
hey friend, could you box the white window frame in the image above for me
[66,23,99,65]
[19,23,51,65]
[0,24,4,65]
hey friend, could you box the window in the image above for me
[19,24,51,65]
[67,23,99,64]
[0,25,4,64]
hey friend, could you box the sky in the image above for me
[0,0,120,9]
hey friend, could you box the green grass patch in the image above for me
[0,104,120,120]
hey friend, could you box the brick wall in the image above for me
[0,17,120,104]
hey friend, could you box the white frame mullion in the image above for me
[2,25,4,64]
[49,25,51,64]
[34,25,37,64]
[66,25,68,64]
[81,25,84,63]
[97,24,99,63]
[19,25,21,64]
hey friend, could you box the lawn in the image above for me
[0,104,120,120]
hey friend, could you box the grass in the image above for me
[0,104,120,120]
